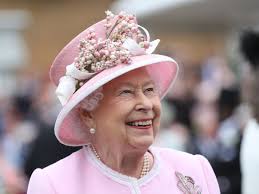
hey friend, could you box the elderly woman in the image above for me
[27,11,220,194]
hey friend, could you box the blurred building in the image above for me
[111,0,259,72]
[0,0,114,78]
[0,0,258,75]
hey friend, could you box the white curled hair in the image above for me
[78,87,104,111]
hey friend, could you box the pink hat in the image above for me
[50,11,179,146]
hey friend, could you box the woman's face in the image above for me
[90,67,161,150]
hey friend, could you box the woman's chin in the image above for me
[128,136,154,150]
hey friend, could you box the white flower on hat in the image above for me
[56,75,77,106]
[56,64,96,105]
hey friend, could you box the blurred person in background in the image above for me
[185,49,243,193]
[187,102,219,163]
[214,87,242,194]
[155,64,199,151]
[187,81,242,193]
[0,71,80,193]
[23,76,80,179]
[0,154,27,194]
[1,95,37,169]
[0,98,5,143]
[154,100,190,151]
[186,68,221,162]
[0,95,37,194]
[239,28,259,194]
[166,65,200,130]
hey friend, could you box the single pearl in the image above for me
[89,128,96,134]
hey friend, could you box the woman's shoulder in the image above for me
[152,146,211,170]
[152,146,220,193]
[152,146,202,161]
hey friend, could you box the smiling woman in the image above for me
[78,68,161,176]
[86,68,160,149]
[27,11,220,194]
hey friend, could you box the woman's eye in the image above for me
[146,88,154,92]
[120,89,133,95]
[145,87,155,93]
[145,87,158,96]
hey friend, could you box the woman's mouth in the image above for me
[126,119,153,129]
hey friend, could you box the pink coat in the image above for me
[27,146,220,194]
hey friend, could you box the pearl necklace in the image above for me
[140,152,150,178]
[90,145,150,178]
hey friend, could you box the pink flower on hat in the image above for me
[56,10,160,106]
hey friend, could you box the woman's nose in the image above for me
[135,92,153,112]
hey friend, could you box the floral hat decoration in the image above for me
[50,11,179,146]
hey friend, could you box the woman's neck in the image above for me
[90,143,153,178]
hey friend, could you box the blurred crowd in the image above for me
[0,33,257,194]
[155,54,246,194]
[0,73,80,194]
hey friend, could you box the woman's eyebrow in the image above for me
[117,80,155,88]
[119,82,135,87]
[143,80,155,86]
[111,83,133,93]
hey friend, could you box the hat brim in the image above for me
[55,54,179,146]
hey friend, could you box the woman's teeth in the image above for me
[127,120,152,126]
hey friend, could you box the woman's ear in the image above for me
[79,108,95,128]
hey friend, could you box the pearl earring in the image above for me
[89,128,96,134]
